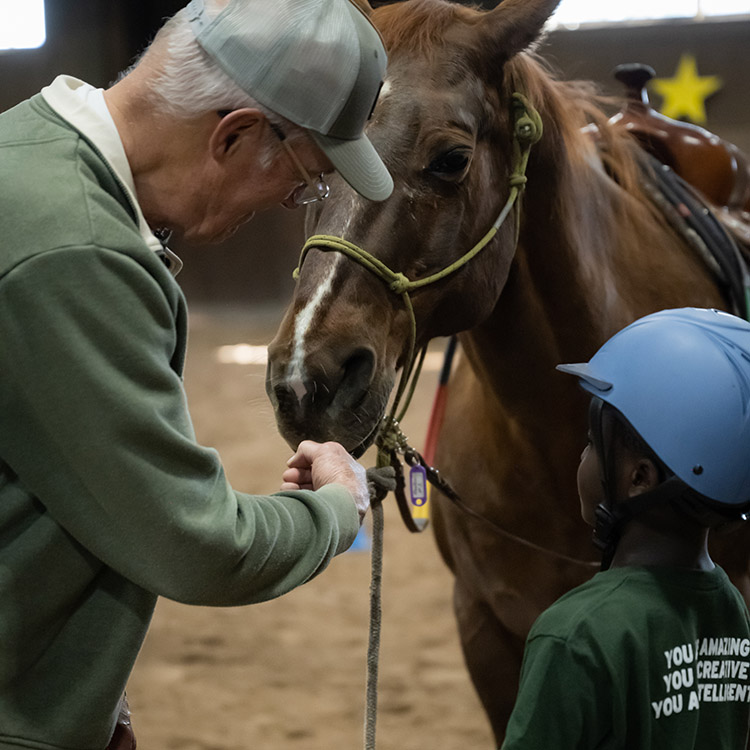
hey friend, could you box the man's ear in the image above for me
[628,457,661,497]
[208,108,266,161]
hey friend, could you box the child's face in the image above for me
[577,435,602,526]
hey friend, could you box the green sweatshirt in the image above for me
[0,89,359,749]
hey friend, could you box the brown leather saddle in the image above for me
[608,63,750,316]
[609,63,750,216]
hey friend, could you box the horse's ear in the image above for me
[472,0,561,63]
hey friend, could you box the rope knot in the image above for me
[515,118,541,144]
[511,92,543,146]
[509,174,528,188]
[389,273,410,294]
[376,416,409,456]
[366,465,397,503]
[377,429,401,454]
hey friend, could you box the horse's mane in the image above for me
[505,51,650,203]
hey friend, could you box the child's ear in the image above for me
[628,457,661,497]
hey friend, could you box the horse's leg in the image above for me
[106,695,136,750]
[453,580,525,746]
[429,357,526,745]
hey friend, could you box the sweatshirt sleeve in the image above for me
[0,247,360,606]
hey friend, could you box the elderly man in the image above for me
[0,0,392,748]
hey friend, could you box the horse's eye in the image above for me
[427,148,471,179]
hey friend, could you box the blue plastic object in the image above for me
[348,524,372,552]
[557,308,750,506]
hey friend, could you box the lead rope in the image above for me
[364,498,382,750]
[363,464,397,750]
[292,94,543,749]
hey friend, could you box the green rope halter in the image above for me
[291,93,542,468]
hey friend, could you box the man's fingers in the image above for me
[281,440,369,520]
[282,467,312,485]
[286,440,323,468]
[280,481,312,490]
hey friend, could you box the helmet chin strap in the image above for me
[588,398,619,569]
[593,477,689,570]
[588,398,686,570]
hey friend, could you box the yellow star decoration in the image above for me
[651,54,722,124]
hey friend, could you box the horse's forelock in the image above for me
[373,0,481,60]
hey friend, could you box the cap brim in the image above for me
[310,131,393,202]
[556,363,613,392]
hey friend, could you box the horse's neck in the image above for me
[461,154,613,436]
[455,264,591,537]
[461,131,724,457]
[459,247,591,477]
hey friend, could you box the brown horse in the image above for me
[265,0,750,742]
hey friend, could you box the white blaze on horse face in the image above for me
[286,255,342,402]
[286,202,360,401]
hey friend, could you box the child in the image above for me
[501,307,750,749]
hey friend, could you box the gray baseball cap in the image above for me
[186,0,393,201]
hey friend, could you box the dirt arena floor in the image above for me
[126,305,495,749]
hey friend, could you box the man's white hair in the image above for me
[134,0,303,143]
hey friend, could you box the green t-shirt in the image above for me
[0,88,360,748]
[502,565,750,749]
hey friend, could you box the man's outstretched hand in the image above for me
[282,440,370,522]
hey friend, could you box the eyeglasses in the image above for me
[268,122,331,206]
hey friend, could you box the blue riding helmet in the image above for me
[557,307,750,510]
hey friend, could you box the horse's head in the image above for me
[266,0,561,454]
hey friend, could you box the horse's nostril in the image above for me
[344,348,375,380]
[269,347,377,420]
[339,347,376,407]
[273,382,300,411]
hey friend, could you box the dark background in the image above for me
[2,0,748,307]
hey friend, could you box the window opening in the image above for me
[0,0,46,51]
